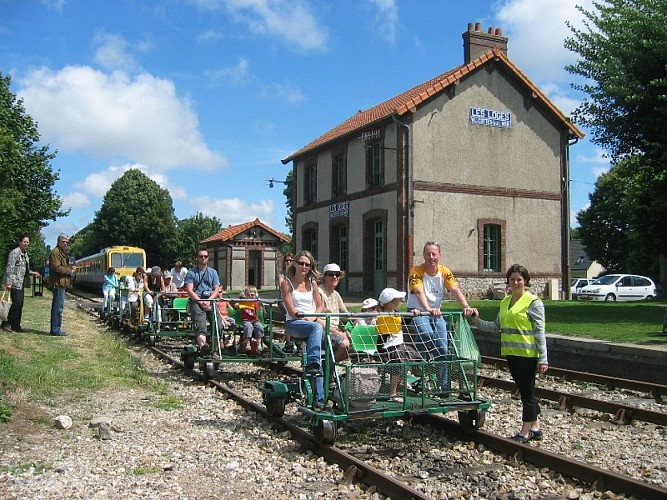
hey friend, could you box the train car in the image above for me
[74,246,146,290]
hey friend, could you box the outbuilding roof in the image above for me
[201,218,290,244]
[282,47,584,164]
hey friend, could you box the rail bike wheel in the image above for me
[458,408,486,433]
[265,397,286,418]
[312,419,337,445]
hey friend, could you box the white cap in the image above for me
[361,298,378,310]
[378,288,406,305]
[163,270,172,278]
[322,263,342,274]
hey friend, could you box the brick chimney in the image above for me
[462,22,508,63]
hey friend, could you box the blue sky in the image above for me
[2,0,607,246]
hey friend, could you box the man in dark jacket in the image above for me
[2,233,41,332]
[49,234,76,336]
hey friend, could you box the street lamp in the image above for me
[266,178,289,189]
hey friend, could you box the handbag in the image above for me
[0,290,11,322]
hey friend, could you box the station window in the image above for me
[302,226,318,260]
[304,164,317,205]
[366,142,384,189]
[332,154,347,198]
[483,224,501,272]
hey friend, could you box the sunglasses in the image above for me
[285,259,294,263]
[325,272,341,277]
[295,261,311,267]
[198,255,209,258]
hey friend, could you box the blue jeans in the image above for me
[286,319,324,402]
[409,315,449,389]
[50,288,66,334]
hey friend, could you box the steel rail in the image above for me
[148,345,431,500]
[478,375,667,426]
[482,355,667,401]
[414,414,667,500]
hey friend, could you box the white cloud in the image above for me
[61,192,90,209]
[206,57,252,85]
[93,32,140,72]
[222,0,327,51]
[189,195,273,227]
[368,0,399,43]
[495,0,594,84]
[42,0,65,14]
[18,66,226,171]
[575,148,611,165]
[260,82,304,105]
[198,30,225,43]
[74,164,189,201]
[591,166,609,178]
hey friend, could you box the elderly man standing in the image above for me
[2,233,41,333]
[184,250,222,356]
[49,233,76,336]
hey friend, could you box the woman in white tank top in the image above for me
[280,250,325,408]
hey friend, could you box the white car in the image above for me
[577,274,656,302]
[570,278,591,299]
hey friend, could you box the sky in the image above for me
[1,0,608,246]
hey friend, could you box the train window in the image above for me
[123,253,144,268]
[111,254,123,268]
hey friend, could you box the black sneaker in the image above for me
[304,363,322,377]
[511,433,530,444]
[282,341,296,353]
[529,429,543,441]
[199,343,211,357]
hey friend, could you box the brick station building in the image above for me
[282,23,584,299]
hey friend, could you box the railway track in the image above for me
[144,342,666,499]
[76,296,667,498]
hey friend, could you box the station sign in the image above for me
[470,107,512,128]
[330,201,349,219]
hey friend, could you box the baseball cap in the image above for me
[378,288,406,305]
[361,298,378,310]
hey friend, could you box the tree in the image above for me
[175,213,222,267]
[565,0,667,277]
[0,73,67,277]
[91,169,177,267]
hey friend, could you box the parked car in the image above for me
[570,278,591,299]
[577,274,656,302]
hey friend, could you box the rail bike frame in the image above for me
[261,311,491,444]
[179,297,300,377]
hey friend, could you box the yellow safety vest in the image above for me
[499,292,539,358]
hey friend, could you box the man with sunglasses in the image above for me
[185,250,221,356]
[318,263,351,362]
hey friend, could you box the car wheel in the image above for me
[604,293,616,302]
[645,295,654,301]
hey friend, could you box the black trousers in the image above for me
[506,355,540,422]
[7,287,25,330]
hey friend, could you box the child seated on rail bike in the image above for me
[236,286,264,354]
[215,292,236,347]
[355,298,379,326]
[376,288,423,402]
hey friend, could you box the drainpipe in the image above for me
[392,113,412,291]
[564,136,579,300]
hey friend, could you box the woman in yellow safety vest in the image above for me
[470,264,548,443]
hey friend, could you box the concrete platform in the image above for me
[473,330,667,386]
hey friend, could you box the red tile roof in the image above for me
[282,47,583,163]
[201,218,290,244]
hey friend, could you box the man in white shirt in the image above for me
[170,261,188,290]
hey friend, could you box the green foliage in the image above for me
[565,1,667,277]
[68,222,99,260]
[90,169,178,267]
[174,213,222,267]
[0,73,67,278]
[565,0,667,165]
[283,170,293,235]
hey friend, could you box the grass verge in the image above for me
[0,293,184,426]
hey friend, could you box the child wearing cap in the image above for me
[376,288,423,402]
[237,285,264,354]
[356,298,378,326]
